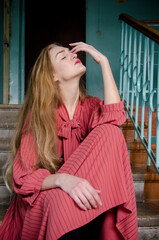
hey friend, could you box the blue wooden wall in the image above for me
[0,0,3,104]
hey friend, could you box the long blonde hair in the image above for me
[5,43,86,193]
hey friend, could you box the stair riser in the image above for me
[134,181,144,202]
[130,152,153,166]
[0,129,15,139]
[0,152,10,175]
[0,185,11,205]
[0,110,19,123]
[122,129,148,143]
[144,182,159,201]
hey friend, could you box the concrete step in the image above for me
[133,171,145,203]
[0,122,16,139]
[0,104,21,123]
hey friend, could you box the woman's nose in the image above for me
[70,52,77,59]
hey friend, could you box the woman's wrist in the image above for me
[55,173,69,189]
[99,55,109,67]
[41,173,66,190]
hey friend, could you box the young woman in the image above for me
[0,42,138,239]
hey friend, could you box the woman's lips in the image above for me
[75,59,81,64]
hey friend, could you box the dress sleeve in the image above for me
[88,98,126,132]
[13,131,51,206]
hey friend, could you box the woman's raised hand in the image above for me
[69,42,106,64]
[59,173,102,211]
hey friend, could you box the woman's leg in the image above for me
[54,124,137,239]
[100,208,124,240]
[30,124,138,240]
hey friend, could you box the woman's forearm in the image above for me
[100,56,120,105]
[41,173,64,190]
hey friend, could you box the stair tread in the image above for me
[0,122,16,128]
[0,104,21,109]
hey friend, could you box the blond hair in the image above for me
[5,43,86,193]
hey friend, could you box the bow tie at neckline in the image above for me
[58,119,81,139]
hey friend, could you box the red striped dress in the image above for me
[0,97,138,240]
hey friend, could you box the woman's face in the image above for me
[49,45,86,83]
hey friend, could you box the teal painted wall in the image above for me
[86,0,159,99]
[0,0,3,103]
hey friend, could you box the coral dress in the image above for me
[0,97,138,240]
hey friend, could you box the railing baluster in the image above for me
[130,29,137,117]
[127,26,132,117]
[147,41,154,166]
[134,33,142,139]
[120,21,124,97]
[123,23,128,102]
[141,37,148,139]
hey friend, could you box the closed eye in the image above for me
[61,56,66,60]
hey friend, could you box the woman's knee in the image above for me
[91,123,124,143]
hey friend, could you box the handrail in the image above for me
[142,20,159,25]
[119,14,159,44]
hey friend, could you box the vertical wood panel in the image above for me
[3,0,10,104]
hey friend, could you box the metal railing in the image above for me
[119,14,159,174]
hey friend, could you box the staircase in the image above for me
[0,105,159,239]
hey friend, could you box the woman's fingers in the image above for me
[71,193,87,211]
[84,185,102,208]
[71,189,100,211]
[69,42,90,54]
[70,183,102,210]
[78,192,93,210]
[69,42,105,64]
[86,185,102,205]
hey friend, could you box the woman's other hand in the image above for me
[59,173,102,211]
[69,42,106,65]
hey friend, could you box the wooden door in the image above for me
[25,0,86,91]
